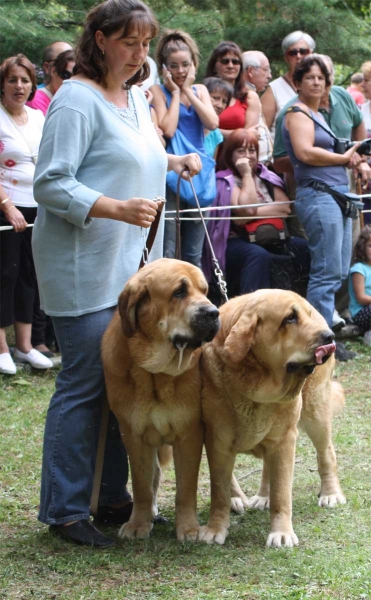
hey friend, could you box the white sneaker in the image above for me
[332,309,345,331]
[0,352,17,374]
[13,348,53,369]
[363,330,371,347]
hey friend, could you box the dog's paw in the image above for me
[230,496,248,514]
[176,522,200,542]
[318,491,346,508]
[198,525,229,545]
[118,520,153,540]
[247,494,270,510]
[266,530,299,548]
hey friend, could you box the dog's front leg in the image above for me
[118,428,157,540]
[173,422,204,542]
[198,432,235,545]
[265,428,299,548]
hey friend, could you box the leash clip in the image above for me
[141,227,149,265]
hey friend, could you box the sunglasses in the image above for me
[287,48,310,57]
[219,57,241,66]
[60,70,73,80]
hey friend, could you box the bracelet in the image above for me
[1,197,10,206]
[172,90,180,95]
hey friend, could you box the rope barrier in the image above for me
[1,206,371,231]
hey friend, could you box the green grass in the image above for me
[1,340,370,600]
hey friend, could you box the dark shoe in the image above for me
[335,341,357,362]
[94,502,133,525]
[40,350,55,358]
[49,519,115,547]
[153,514,168,525]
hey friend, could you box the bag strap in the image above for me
[90,394,110,517]
[285,105,338,141]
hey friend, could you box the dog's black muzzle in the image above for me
[173,304,220,349]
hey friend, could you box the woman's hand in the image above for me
[89,195,163,228]
[162,65,180,94]
[183,62,196,91]
[168,153,202,178]
[121,197,163,227]
[235,157,252,177]
[3,206,28,232]
[343,141,362,166]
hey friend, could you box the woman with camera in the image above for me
[283,54,360,328]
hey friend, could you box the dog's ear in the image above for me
[118,280,149,338]
[222,313,259,364]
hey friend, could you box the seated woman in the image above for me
[202,129,310,298]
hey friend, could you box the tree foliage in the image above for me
[1,0,370,84]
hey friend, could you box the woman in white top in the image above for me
[261,31,315,140]
[0,54,52,374]
[361,61,371,225]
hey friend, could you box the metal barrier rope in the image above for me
[1,204,371,231]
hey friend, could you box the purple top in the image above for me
[201,164,284,283]
[282,108,348,188]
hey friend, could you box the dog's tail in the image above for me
[331,380,346,417]
[157,444,173,468]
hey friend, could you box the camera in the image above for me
[334,137,371,156]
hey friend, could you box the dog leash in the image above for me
[175,167,228,303]
[90,198,166,518]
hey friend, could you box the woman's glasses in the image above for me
[167,62,192,71]
[287,48,310,57]
[219,57,241,66]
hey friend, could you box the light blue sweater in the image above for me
[33,81,167,316]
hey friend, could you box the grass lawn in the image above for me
[1,339,370,600]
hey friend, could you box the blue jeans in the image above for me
[295,184,352,327]
[38,307,131,525]
[164,186,206,268]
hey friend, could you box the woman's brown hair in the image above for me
[74,0,159,88]
[0,54,37,101]
[204,41,246,101]
[353,225,371,264]
[155,29,200,72]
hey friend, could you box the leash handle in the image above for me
[175,170,185,260]
[138,197,166,270]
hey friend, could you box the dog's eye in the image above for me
[281,310,298,327]
[173,282,187,299]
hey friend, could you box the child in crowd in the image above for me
[203,77,233,158]
[349,225,371,346]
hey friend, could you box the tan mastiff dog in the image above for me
[102,258,220,542]
[199,289,338,548]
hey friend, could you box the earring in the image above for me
[102,50,105,57]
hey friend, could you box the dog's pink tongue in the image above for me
[315,342,336,364]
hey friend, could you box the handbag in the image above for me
[232,217,289,247]
[308,181,364,219]
[162,85,216,207]
[166,128,216,207]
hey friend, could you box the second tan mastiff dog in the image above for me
[199,289,339,548]
[102,258,220,542]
